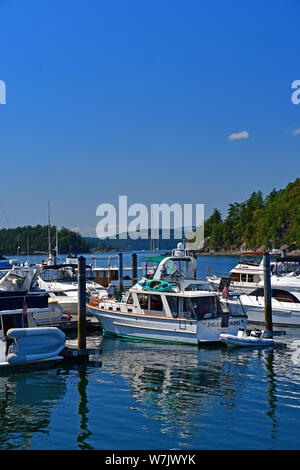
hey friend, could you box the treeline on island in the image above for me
[203,178,300,252]
[0,226,96,255]
[0,179,298,255]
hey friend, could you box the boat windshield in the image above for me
[166,296,195,319]
[40,266,95,282]
[0,313,28,336]
[190,296,218,320]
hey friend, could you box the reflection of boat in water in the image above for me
[98,335,284,446]
[88,244,247,345]
[0,368,67,447]
[99,337,247,431]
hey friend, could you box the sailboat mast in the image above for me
[55,229,59,263]
[48,201,51,256]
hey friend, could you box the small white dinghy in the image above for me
[220,328,275,348]
[5,327,66,365]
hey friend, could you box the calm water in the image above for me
[1,253,300,450]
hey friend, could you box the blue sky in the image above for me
[0,0,299,236]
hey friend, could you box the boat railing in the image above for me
[205,269,231,278]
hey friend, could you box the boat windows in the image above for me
[241,274,247,282]
[230,273,240,282]
[161,259,181,279]
[248,274,254,282]
[136,293,164,313]
[150,295,163,312]
[1,313,28,335]
[137,293,148,310]
[272,290,300,303]
[249,288,300,303]
[126,293,134,304]
[166,296,194,319]
[190,296,217,320]
[249,288,264,297]
[166,296,179,318]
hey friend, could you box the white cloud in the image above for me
[292,128,300,136]
[228,130,249,141]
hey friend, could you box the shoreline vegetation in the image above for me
[0,179,298,256]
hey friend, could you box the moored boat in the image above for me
[0,293,66,368]
[207,253,300,294]
[239,288,300,327]
[87,244,247,345]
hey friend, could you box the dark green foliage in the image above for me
[204,179,300,251]
[0,225,92,255]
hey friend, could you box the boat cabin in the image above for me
[93,287,245,325]
[93,266,143,288]
[39,264,95,282]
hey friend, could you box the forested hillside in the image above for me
[204,178,300,251]
[0,179,298,255]
[0,226,92,255]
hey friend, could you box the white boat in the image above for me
[87,244,247,345]
[220,328,275,347]
[36,262,107,315]
[0,262,64,325]
[207,253,300,294]
[239,288,300,327]
[0,260,40,293]
[0,295,65,367]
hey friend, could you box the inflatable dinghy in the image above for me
[220,328,275,348]
[5,327,65,365]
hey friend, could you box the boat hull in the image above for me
[240,297,300,327]
[87,305,246,345]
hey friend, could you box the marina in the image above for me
[0,251,299,450]
[1,1,300,454]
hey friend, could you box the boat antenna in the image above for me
[48,201,51,257]
[27,234,30,266]
[55,228,59,263]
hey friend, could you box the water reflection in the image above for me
[1,330,300,450]
[98,335,300,448]
[263,349,278,440]
[100,339,256,438]
[0,368,67,449]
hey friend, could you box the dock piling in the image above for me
[78,255,86,351]
[263,251,273,334]
[118,253,123,292]
[131,253,137,287]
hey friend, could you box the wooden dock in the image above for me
[39,314,102,334]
